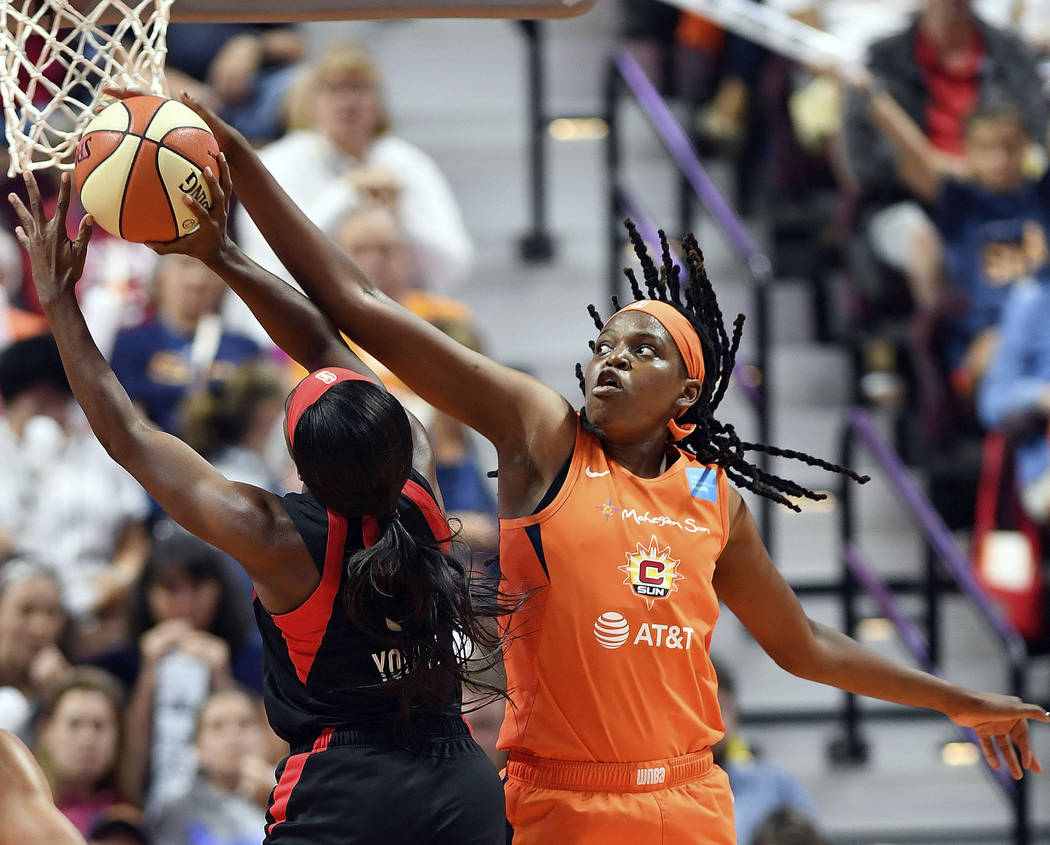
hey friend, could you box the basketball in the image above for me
[73,95,219,244]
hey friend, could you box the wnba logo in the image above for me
[593,612,631,649]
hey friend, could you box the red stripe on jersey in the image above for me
[270,511,349,683]
[403,479,451,552]
[267,727,334,834]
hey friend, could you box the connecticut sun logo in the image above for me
[618,536,684,608]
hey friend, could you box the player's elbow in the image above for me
[767,616,827,680]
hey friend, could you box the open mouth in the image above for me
[593,369,623,395]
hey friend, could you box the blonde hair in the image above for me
[284,43,390,136]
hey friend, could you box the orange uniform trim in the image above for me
[506,748,713,793]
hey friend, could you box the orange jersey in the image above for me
[498,417,730,762]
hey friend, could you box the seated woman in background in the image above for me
[232,42,474,320]
[33,668,126,836]
[92,526,261,809]
[148,687,279,845]
[0,562,70,741]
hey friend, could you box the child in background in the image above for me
[856,75,1050,395]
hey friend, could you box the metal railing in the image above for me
[604,46,774,543]
[839,407,1031,844]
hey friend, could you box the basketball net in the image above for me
[0,0,171,176]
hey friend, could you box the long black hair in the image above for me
[290,379,509,710]
[577,220,868,511]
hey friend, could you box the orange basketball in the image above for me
[74,95,219,243]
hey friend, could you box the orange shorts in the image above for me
[503,749,735,845]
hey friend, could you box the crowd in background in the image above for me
[1,2,1048,843]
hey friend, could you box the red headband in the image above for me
[604,300,705,441]
[287,368,375,445]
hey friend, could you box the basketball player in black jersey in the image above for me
[10,168,507,844]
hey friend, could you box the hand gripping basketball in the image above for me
[146,151,234,267]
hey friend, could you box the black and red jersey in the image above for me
[254,471,462,746]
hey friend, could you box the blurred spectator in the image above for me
[34,668,126,837]
[713,658,817,845]
[978,276,1050,521]
[163,23,305,144]
[110,254,261,436]
[0,335,150,625]
[88,806,151,845]
[0,227,47,349]
[842,0,1047,314]
[859,79,1050,394]
[147,688,274,845]
[0,333,70,561]
[331,205,497,554]
[0,562,70,740]
[92,526,261,808]
[233,42,474,340]
[752,806,829,845]
[179,361,292,493]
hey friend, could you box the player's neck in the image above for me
[601,434,671,479]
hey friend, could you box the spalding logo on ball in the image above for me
[74,95,219,243]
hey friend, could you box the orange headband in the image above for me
[604,300,705,441]
[287,367,375,445]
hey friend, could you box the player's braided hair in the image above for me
[575,220,868,512]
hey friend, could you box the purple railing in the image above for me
[844,543,1016,797]
[845,408,1026,658]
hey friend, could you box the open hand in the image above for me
[7,172,92,307]
[947,692,1049,779]
[146,152,234,266]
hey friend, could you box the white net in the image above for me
[0,0,172,176]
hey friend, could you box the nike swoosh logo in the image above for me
[585,466,610,478]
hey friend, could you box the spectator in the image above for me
[978,275,1050,521]
[147,688,274,845]
[713,659,818,845]
[752,806,829,845]
[34,668,126,837]
[0,562,70,740]
[0,227,47,349]
[163,23,305,144]
[178,361,292,493]
[232,42,474,334]
[0,333,71,561]
[88,807,151,845]
[857,78,1050,393]
[332,205,497,553]
[842,0,1047,313]
[110,254,260,436]
[0,335,150,625]
[92,526,261,808]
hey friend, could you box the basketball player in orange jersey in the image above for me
[110,90,1049,845]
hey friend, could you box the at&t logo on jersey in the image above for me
[592,611,695,650]
[593,612,631,648]
[619,535,684,608]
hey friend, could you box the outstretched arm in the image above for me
[145,153,371,380]
[848,72,948,203]
[143,154,441,492]
[714,489,1049,779]
[8,173,307,604]
[165,93,576,515]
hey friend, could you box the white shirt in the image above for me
[231,130,474,344]
[4,413,150,618]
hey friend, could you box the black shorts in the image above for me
[264,717,505,845]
